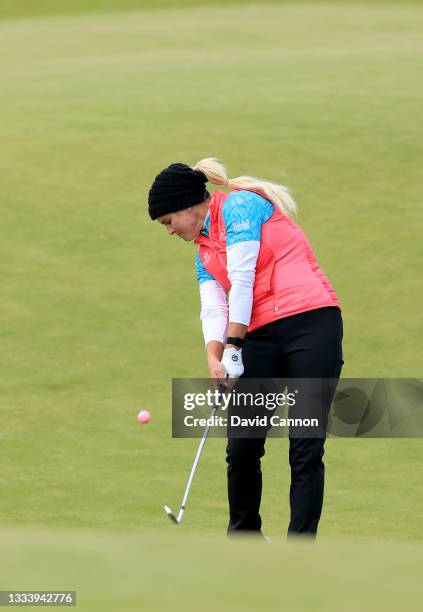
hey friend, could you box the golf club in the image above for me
[164,385,226,524]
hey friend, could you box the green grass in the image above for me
[0,0,224,20]
[1,527,423,611]
[0,2,423,608]
[3,0,423,21]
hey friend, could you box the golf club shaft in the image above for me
[176,403,220,521]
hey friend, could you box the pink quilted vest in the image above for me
[194,188,341,332]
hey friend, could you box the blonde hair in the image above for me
[192,157,297,218]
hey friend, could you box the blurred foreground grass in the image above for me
[1,527,423,611]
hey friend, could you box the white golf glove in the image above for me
[221,347,244,380]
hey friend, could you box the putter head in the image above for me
[163,505,179,524]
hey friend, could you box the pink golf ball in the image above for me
[137,410,151,425]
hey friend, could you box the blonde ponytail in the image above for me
[192,157,297,218]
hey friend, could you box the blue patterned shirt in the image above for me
[195,190,274,285]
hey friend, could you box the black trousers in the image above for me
[226,306,344,537]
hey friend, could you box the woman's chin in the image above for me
[181,233,195,242]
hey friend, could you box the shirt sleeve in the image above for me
[199,280,229,346]
[195,251,228,346]
[226,241,260,326]
[222,190,274,247]
[195,251,215,285]
[222,191,273,326]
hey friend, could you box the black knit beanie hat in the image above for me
[148,163,209,220]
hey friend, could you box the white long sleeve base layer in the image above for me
[199,240,260,346]
[199,280,228,346]
[227,240,260,326]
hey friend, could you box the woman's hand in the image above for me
[206,341,225,388]
[221,347,244,379]
[208,349,244,391]
[208,356,226,385]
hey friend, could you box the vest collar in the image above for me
[201,210,210,235]
[194,189,227,244]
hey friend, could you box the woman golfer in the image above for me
[148,158,344,538]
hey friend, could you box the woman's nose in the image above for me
[167,225,175,235]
